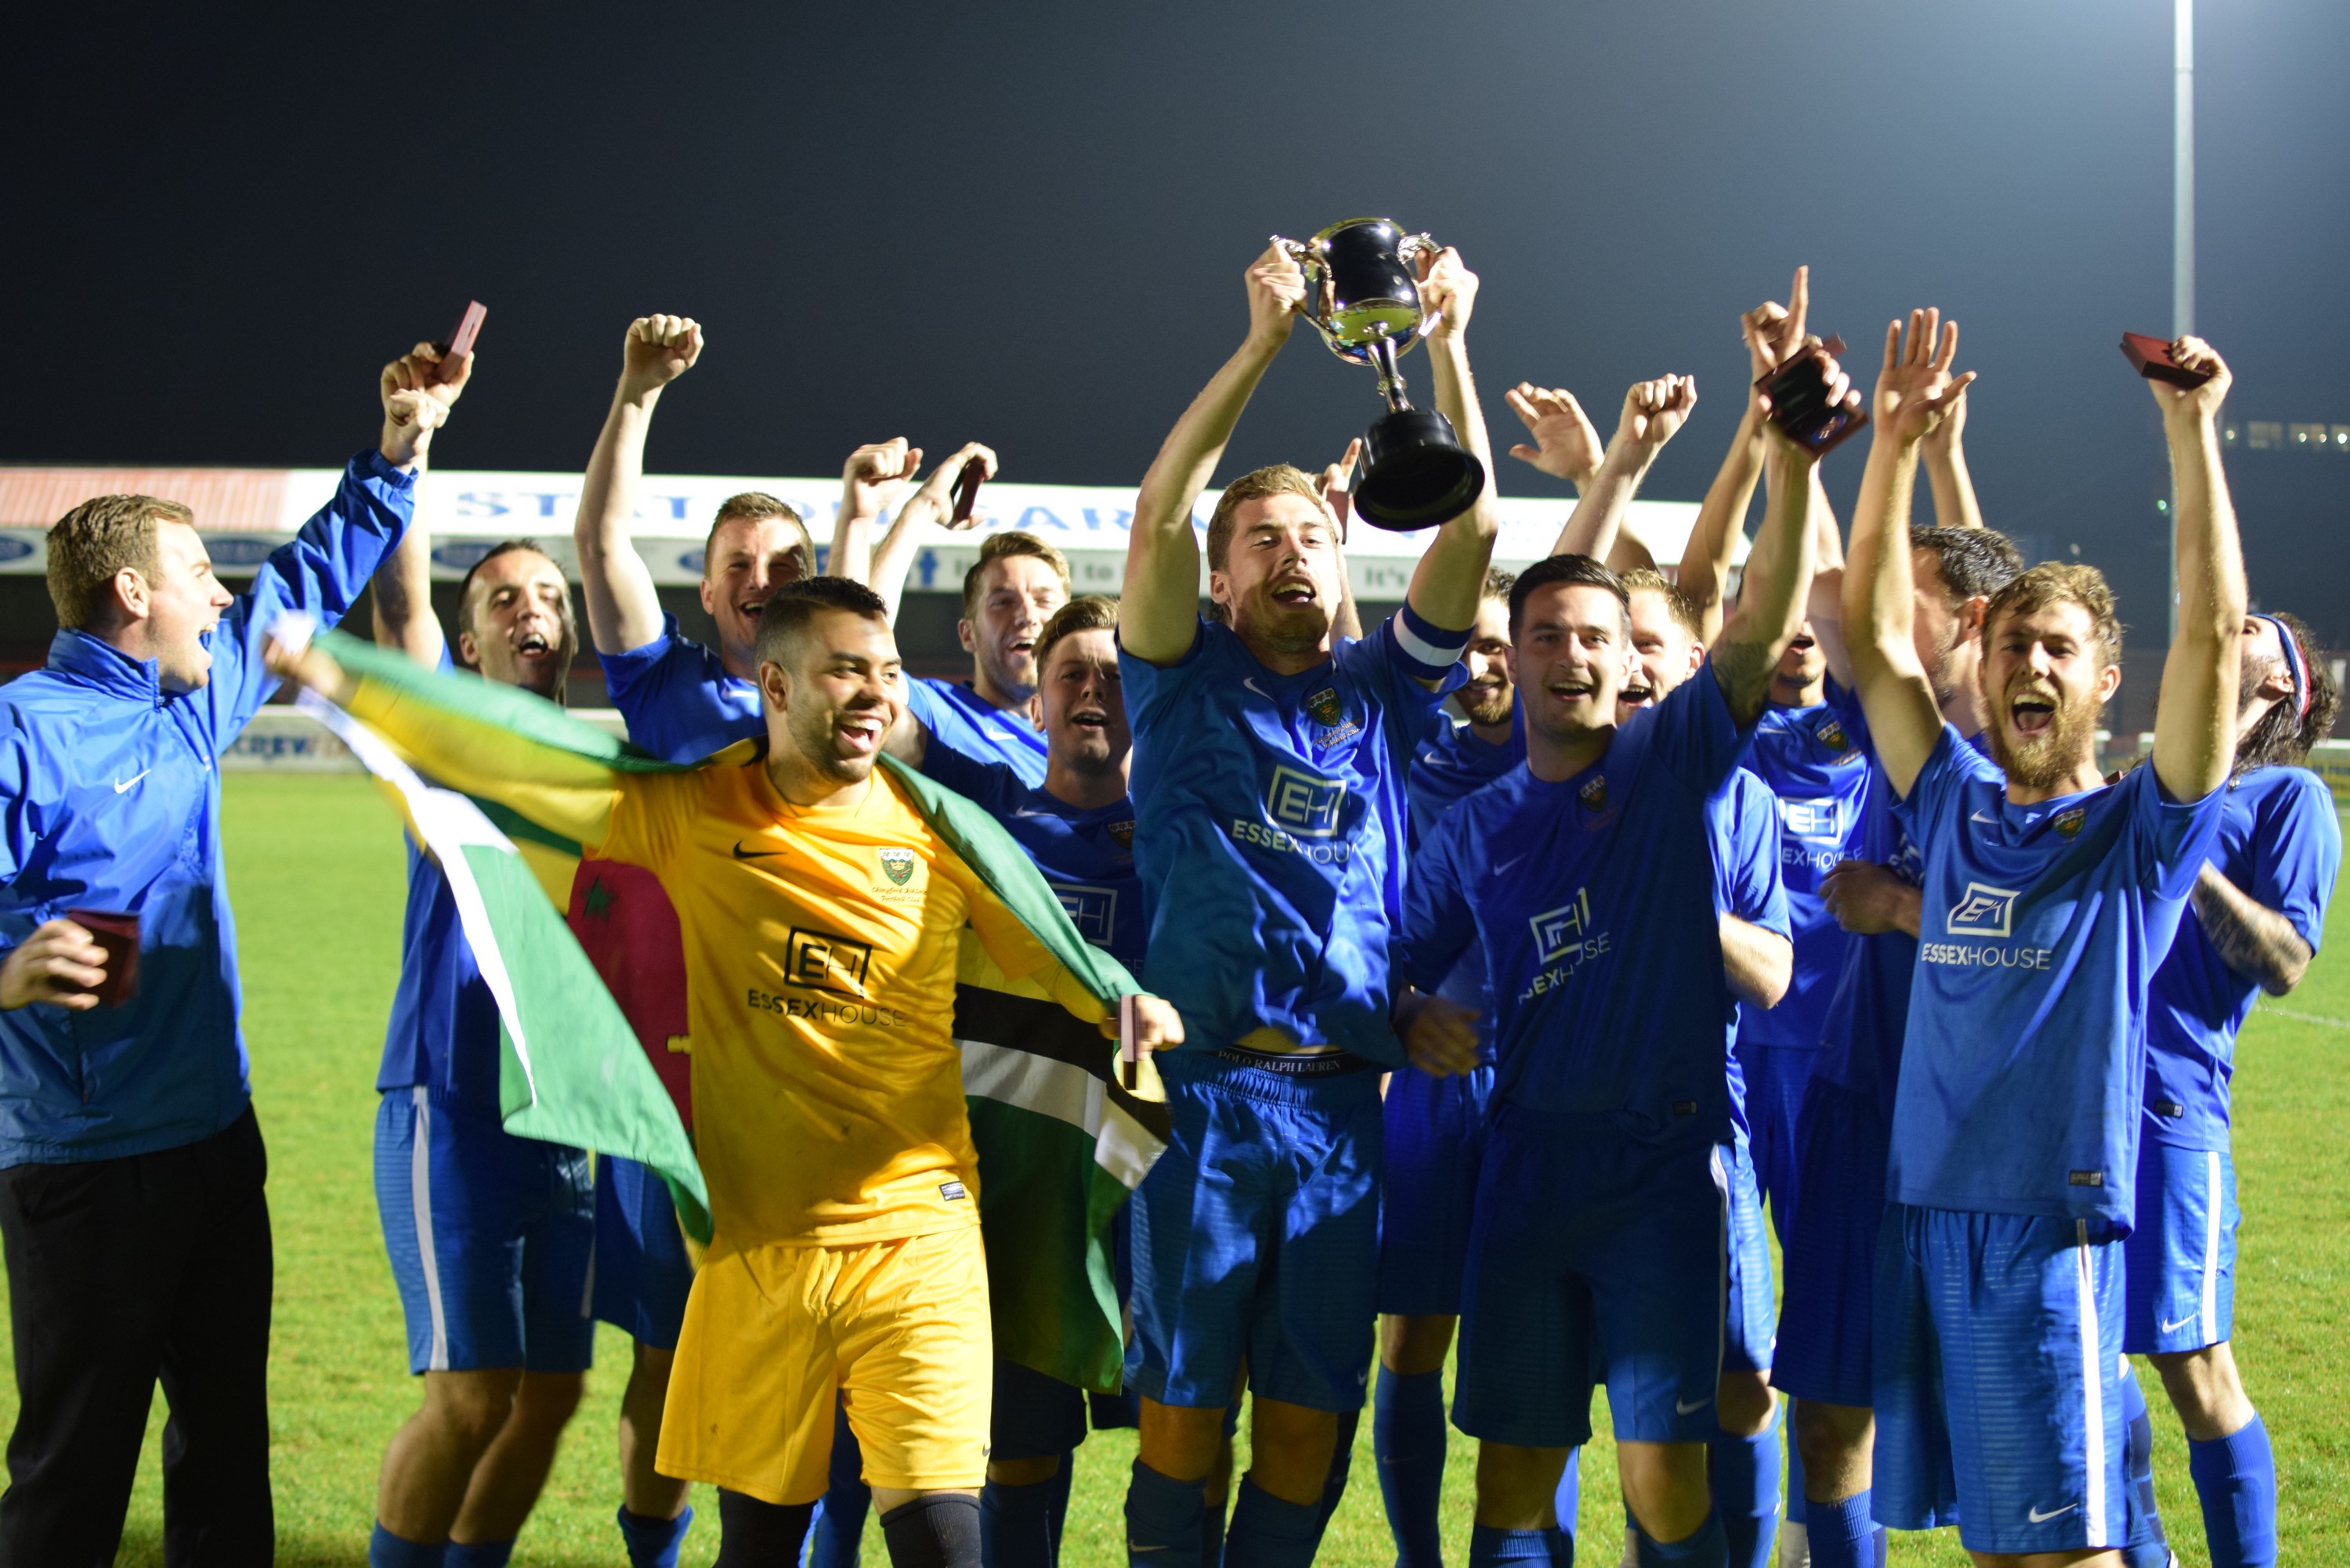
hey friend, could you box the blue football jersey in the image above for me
[2142,766,2339,1151]
[597,615,763,764]
[1737,701,1872,1051]
[905,677,1050,786]
[1397,667,1752,1141]
[1711,767,1792,1135]
[1120,615,1456,1063]
[918,746,1145,970]
[1407,712,1524,848]
[1893,730,2226,1226]
[1806,681,1926,1120]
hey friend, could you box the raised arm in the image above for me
[830,439,923,590]
[1843,311,1974,797]
[2149,339,2246,804]
[1921,381,1986,531]
[1543,376,1697,565]
[575,316,703,657]
[1708,428,1824,726]
[1318,439,1365,642]
[867,443,997,623]
[1121,245,1304,664]
[1505,383,1603,494]
[371,341,456,667]
[1679,269,1812,641]
[1405,247,1502,634]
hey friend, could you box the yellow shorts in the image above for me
[655,1224,992,1504]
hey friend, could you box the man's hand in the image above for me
[1611,374,1698,462]
[0,920,111,1012]
[1820,859,1924,937]
[1097,994,1186,1054]
[262,631,357,708]
[1318,437,1362,542]
[1246,244,1307,351]
[1397,989,1482,1078]
[620,314,704,401]
[1872,309,1976,449]
[1741,266,1811,382]
[2148,335,2232,428]
[379,345,458,469]
[1415,246,1477,341]
[842,438,924,523]
[1922,378,1969,458]
[1506,384,1603,488]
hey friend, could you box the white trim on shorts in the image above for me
[2200,1149,2224,1347]
[2073,1219,2107,1550]
[410,1086,450,1372]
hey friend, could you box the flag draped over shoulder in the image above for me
[300,688,713,1242]
[308,629,1167,1392]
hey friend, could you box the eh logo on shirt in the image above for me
[1779,797,1844,844]
[1052,882,1120,949]
[1530,888,1597,964]
[1945,882,2021,939]
[1265,764,1347,839]
[786,928,873,996]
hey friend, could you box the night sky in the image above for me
[9,2,2348,652]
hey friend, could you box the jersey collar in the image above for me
[47,627,164,706]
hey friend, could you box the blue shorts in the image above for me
[2124,1142,2237,1355]
[591,1154,697,1350]
[1773,1077,1885,1407]
[1126,1052,1383,1413]
[1376,1062,1494,1317]
[374,1088,596,1376]
[1721,1138,1775,1375]
[1733,1042,1813,1244]
[1874,1203,2153,1554]
[993,1356,1088,1461]
[1453,1107,1728,1449]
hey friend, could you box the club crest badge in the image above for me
[1306,686,1344,727]
[878,847,916,886]
[1816,717,1855,759]
[1579,775,1608,811]
[1108,819,1135,850]
[2054,806,2087,839]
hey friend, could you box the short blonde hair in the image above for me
[1034,594,1119,675]
[1619,567,1703,641]
[1983,562,2124,670]
[961,531,1072,617]
[46,493,193,629]
[703,493,812,579]
[1205,465,1325,573]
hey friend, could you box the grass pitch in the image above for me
[2,773,2342,1564]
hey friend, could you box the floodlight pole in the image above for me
[2170,0,2193,641]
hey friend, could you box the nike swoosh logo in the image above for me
[2160,1313,2200,1334]
[1243,677,1271,699]
[2027,1502,2079,1523]
[1674,1396,1710,1414]
[1494,853,1529,876]
[1970,809,1997,824]
[732,841,784,860]
[114,771,151,793]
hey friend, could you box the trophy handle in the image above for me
[1270,234,1311,263]
[1395,231,1441,274]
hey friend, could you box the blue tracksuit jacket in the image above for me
[0,450,414,1165]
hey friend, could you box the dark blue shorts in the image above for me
[1453,1108,1729,1449]
[1773,1076,1885,1407]
[591,1153,696,1350]
[1874,1203,2146,1554]
[1733,1040,1813,1244]
[2123,1141,2237,1355]
[1375,1062,1494,1317]
[374,1088,596,1376]
[992,1356,1088,1461]
[1125,1052,1383,1413]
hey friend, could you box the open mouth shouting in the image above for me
[2008,686,2059,738]
[834,706,888,756]
[513,629,556,663]
[1618,683,1657,708]
[1268,574,1319,609]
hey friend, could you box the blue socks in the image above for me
[1127,1458,1206,1568]
[1804,1491,1885,1568]
[1710,1408,1782,1568]
[617,1505,693,1568]
[2117,1360,2172,1567]
[1636,1511,1726,1566]
[369,1523,444,1568]
[982,1457,1073,1568]
[1377,1368,1448,1567]
[1550,1445,1581,1551]
[1318,1408,1361,1537]
[2190,1414,2279,1567]
[1225,1476,1324,1568]
[443,1541,515,1568]
[1469,1523,1573,1564]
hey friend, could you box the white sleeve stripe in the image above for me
[1392,612,1467,672]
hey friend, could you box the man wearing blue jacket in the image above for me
[0,345,454,1565]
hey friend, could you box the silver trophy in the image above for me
[1273,217,1486,532]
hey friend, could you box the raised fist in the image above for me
[1614,374,1697,460]
[379,342,457,468]
[620,314,705,398]
[843,438,924,520]
[2147,335,2232,426]
[1246,244,1307,348]
[1415,246,1477,341]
